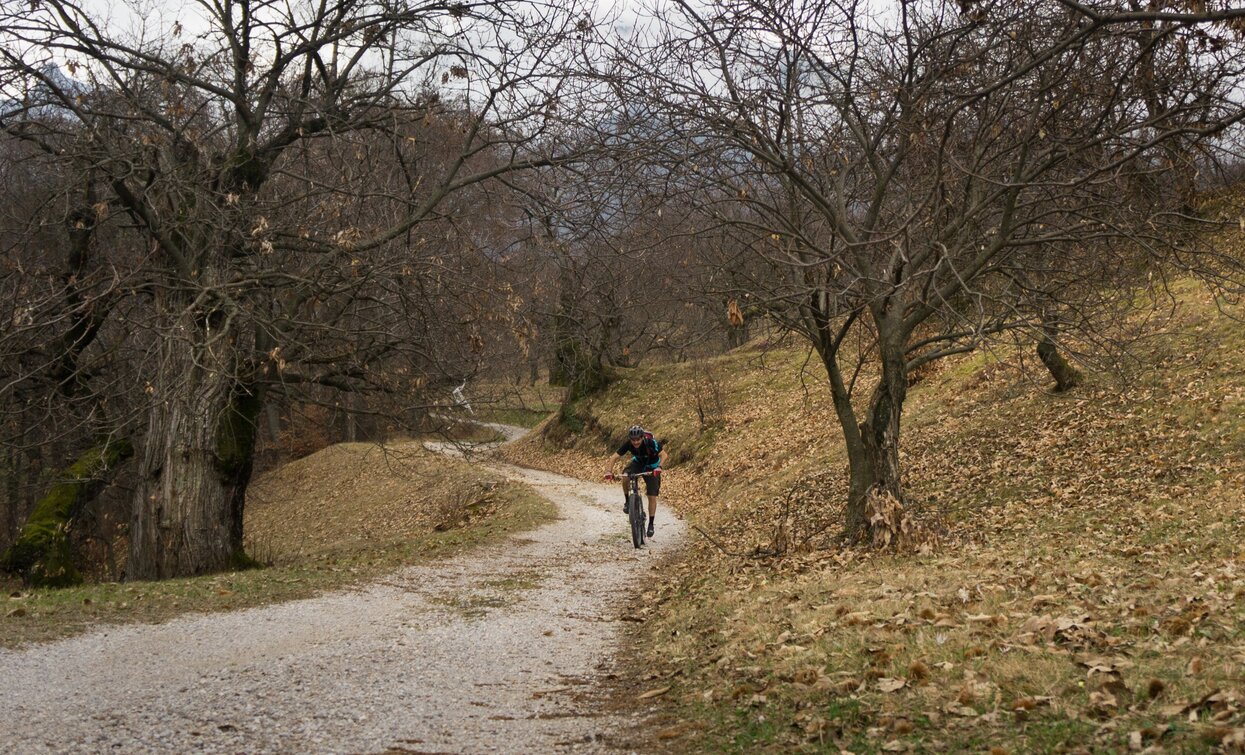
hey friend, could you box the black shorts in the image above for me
[625,461,661,496]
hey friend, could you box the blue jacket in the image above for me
[617,436,662,470]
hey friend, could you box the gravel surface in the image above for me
[0,455,684,754]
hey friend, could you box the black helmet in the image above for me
[628,425,645,439]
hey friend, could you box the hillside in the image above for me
[501,283,1245,752]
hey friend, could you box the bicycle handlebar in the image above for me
[605,469,660,481]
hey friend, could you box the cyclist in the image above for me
[604,424,666,539]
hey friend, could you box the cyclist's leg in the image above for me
[645,471,661,513]
[645,473,660,535]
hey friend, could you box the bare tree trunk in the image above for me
[842,444,875,541]
[845,341,908,545]
[264,402,282,443]
[345,404,358,443]
[128,295,240,580]
[527,353,540,385]
[550,260,578,388]
[1037,327,1082,392]
[812,328,887,544]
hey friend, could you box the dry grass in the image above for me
[504,280,1245,752]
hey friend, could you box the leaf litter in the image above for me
[502,276,1245,752]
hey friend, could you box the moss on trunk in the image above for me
[1,438,133,587]
[1037,332,1082,392]
[217,382,263,568]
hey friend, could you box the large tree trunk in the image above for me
[127,296,243,580]
[2,438,133,587]
[814,318,912,547]
[220,382,262,568]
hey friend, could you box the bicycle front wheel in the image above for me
[629,493,644,548]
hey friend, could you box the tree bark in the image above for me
[264,401,282,444]
[527,353,540,385]
[4,446,18,550]
[219,382,262,568]
[844,341,908,545]
[811,324,886,545]
[1037,329,1082,392]
[2,438,133,587]
[549,243,574,387]
[127,292,242,580]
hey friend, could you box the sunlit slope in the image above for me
[502,280,1245,753]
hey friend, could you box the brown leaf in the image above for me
[1088,690,1119,719]
[655,723,695,740]
[908,660,930,683]
[944,702,978,717]
[877,677,907,693]
[638,685,671,700]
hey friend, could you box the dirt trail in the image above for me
[0,439,684,754]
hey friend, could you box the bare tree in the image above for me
[500,116,721,416]
[608,0,1245,543]
[0,0,586,579]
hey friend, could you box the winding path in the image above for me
[0,435,684,754]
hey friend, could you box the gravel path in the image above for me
[0,456,684,754]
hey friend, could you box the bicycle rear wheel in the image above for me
[629,493,644,548]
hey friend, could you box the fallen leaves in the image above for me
[1014,614,1106,648]
[1127,725,1170,751]
[506,280,1245,753]
[944,701,979,718]
[877,677,907,693]
[1160,689,1242,722]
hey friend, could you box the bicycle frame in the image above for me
[617,470,656,549]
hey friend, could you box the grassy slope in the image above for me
[1,441,555,648]
[501,286,1245,753]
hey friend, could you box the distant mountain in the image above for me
[0,63,87,121]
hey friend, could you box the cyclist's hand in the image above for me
[652,467,661,477]
[604,473,615,481]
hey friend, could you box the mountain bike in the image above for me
[607,470,657,549]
